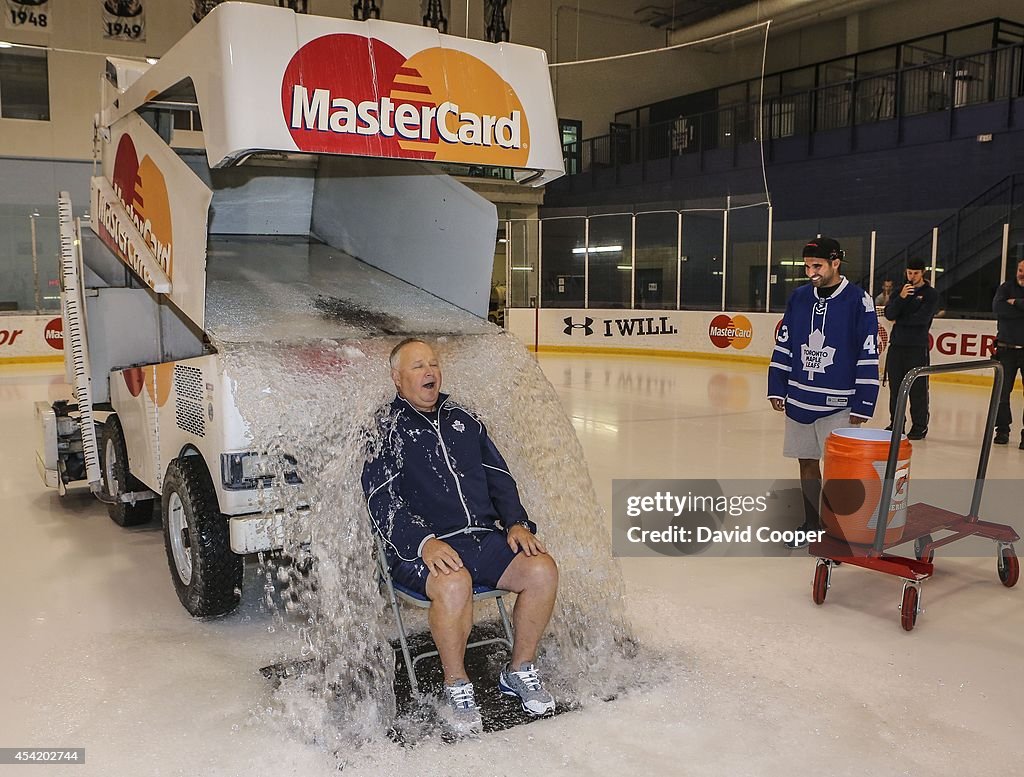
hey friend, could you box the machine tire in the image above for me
[900,585,918,632]
[161,456,242,617]
[100,415,154,527]
[998,546,1019,588]
[812,562,829,605]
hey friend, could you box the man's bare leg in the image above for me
[425,568,474,684]
[496,553,558,667]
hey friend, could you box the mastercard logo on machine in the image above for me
[281,34,531,167]
[121,364,174,407]
[105,134,175,280]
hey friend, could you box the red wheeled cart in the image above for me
[808,359,1020,631]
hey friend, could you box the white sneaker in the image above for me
[443,679,483,735]
[498,662,556,716]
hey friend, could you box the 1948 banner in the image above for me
[6,0,49,30]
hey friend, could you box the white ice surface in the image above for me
[1,358,1022,777]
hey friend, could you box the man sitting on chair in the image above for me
[362,337,559,734]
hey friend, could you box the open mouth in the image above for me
[423,380,436,390]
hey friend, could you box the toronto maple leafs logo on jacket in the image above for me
[767,277,881,424]
[801,329,836,380]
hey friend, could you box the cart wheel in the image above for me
[914,534,934,564]
[900,585,919,632]
[998,546,1019,588]
[812,562,829,605]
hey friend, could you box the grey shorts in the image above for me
[783,410,853,459]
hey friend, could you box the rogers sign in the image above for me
[928,331,996,357]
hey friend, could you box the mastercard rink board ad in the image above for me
[611,479,1024,557]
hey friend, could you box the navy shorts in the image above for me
[390,530,519,598]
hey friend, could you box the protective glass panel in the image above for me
[679,211,724,310]
[540,217,585,309]
[587,214,631,309]
[506,219,539,309]
[633,212,679,309]
[725,205,770,312]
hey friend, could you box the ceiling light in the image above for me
[571,245,623,254]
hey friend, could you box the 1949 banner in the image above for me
[101,0,145,41]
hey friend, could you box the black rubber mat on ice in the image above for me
[260,621,572,740]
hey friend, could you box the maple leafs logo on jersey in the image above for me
[801,328,836,381]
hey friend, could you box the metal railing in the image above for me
[563,41,1024,180]
[865,173,1024,312]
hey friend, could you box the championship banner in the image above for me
[5,0,49,31]
[102,0,145,42]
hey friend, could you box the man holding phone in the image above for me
[884,258,940,440]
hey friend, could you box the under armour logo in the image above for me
[563,316,594,336]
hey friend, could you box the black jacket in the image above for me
[993,279,1024,346]
[362,393,534,567]
[885,283,940,348]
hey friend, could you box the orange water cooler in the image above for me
[821,428,913,545]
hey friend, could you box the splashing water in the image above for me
[208,238,655,752]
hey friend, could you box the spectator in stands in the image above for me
[875,279,894,307]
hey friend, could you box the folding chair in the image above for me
[373,531,515,696]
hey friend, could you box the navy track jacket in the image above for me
[361,393,535,568]
[768,278,881,424]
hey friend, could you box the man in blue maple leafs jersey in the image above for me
[767,237,881,549]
